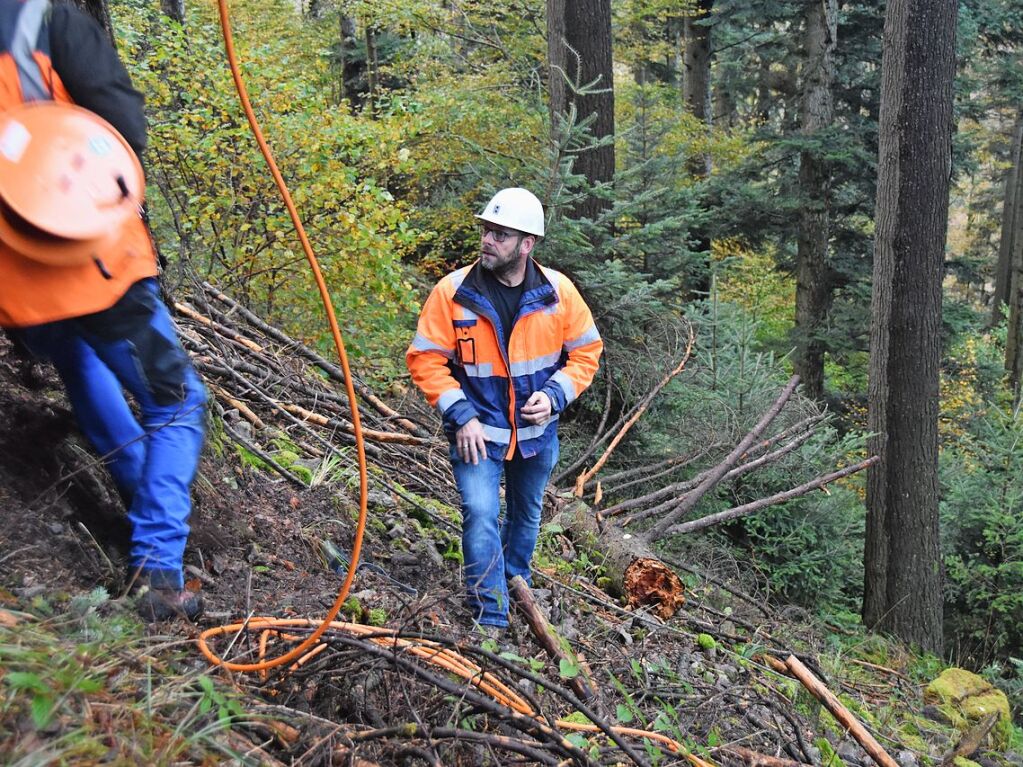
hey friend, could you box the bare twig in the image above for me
[663,457,877,536]
[574,326,694,497]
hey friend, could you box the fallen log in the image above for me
[279,403,430,445]
[551,499,686,620]
[647,375,801,538]
[664,457,878,536]
[508,575,599,702]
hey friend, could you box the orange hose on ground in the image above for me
[200,5,712,763]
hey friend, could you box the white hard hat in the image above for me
[475,187,544,237]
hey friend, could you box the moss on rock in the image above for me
[925,668,1011,749]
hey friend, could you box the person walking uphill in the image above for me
[0,0,206,620]
[407,188,603,632]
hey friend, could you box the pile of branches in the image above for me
[173,281,460,525]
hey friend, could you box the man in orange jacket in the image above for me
[407,188,603,632]
[0,0,206,620]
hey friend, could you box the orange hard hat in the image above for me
[0,101,145,266]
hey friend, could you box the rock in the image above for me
[718,663,739,681]
[925,668,1012,749]
[1003,753,1023,767]
[419,541,444,569]
[838,741,867,766]
[895,750,918,767]
[233,421,253,443]
[922,704,954,724]
[368,490,397,509]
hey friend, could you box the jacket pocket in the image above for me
[453,319,477,365]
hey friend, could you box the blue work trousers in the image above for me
[15,279,206,589]
[450,435,559,627]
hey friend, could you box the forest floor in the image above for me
[0,306,1019,765]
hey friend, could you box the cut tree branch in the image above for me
[647,375,800,537]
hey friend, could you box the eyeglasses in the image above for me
[479,224,521,243]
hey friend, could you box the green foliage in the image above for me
[619,295,871,611]
[0,597,249,764]
[942,396,1023,666]
[114,0,420,379]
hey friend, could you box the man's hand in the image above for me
[520,391,552,426]
[455,418,487,464]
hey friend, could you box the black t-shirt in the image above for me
[480,268,524,351]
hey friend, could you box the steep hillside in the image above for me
[0,291,1018,766]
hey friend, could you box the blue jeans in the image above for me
[14,279,206,589]
[450,435,559,627]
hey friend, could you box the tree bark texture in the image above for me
[69,0,113,41]
[1006,183,1023,400]
[991,109,1023,323]
[547,0,615,221]
[682,0,713,296]
[793,0,838,401]
[160,0,185,23]
[683,0,713,177]
[546,0,567,143]
[1001,110,1023,399]
[863,0,957,653]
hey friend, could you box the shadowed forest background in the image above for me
[90,0,1023,695]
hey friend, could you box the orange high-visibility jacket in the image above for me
[0,0,157,328]
[407,259,602,460]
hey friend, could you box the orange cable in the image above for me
[199,5,711,763]
[196,0,368,673]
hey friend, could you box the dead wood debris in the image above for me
[160,288,935,766]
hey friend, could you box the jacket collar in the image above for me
[460,257,555,304]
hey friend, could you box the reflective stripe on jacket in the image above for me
[407,258,602,460]
[0,0,157,328]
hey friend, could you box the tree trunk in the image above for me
[547,0,615,222]
[337,14,359,107]
[1006,174,1023,401]
[993,109,1023,325]
[682,0,713,296]
[365,25,378,116]
[160,0,185,23]
[863,0,957,654]
[546,0,567,144]
[793,0,838,401]
[69,0,113,41]
[683,0,713,177]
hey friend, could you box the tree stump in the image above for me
[551,498,686,620]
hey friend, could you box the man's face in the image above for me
[479,222,527,276]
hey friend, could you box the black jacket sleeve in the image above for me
[47,3,147,157]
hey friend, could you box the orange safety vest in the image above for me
[0,0,157,328]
